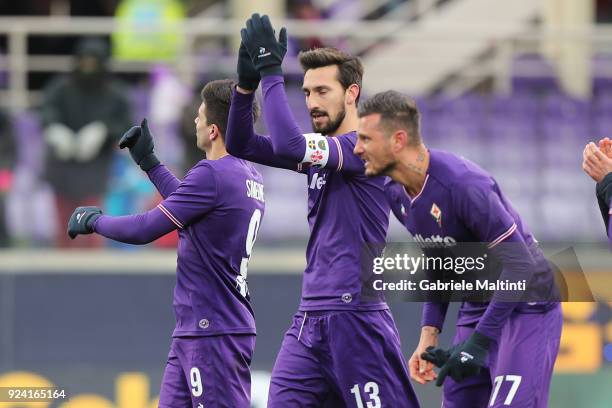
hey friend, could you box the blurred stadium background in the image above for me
[0,0,611,407]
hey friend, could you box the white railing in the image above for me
[1,17,612,111]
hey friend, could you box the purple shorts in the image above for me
[158,334,255,408]
[443,304,562,408]
[268,309,420,407]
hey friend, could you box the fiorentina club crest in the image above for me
[311,150,324,163]
[430,203,442,228]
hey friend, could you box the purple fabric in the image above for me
[229,80,391,311]
[260,75,366,173]
[98,156,265,338]
[159,335,255,408]
[386,149,558,340]
[226,90,298,170]
[268,310,419,407]
[93,208,175,244]
[443,306,561,408]
[260,75,306,161]
[421,302,449,332]
[147,164,181,199]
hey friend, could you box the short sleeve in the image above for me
[453,178,517,248]
[157,163,218,228]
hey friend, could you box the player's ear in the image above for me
[345,84,359,106]
[209,124,219,141]
[392,129,408,151]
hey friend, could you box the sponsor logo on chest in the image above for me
[413,233,457,248]
[309,172,327,190]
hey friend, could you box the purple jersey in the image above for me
[226,78,390,311]
[385,149,557,337]
[94,157,265,337]
[298,135,390,310]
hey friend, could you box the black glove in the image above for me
[237,42,261,91]
[240,13,287,77]
[434,331,491,386]
[67,206,103,239]
[421,343,461,368]
[596,172,612,230]
[118,118,160,171]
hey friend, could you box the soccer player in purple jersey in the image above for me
[354,90,562,408]
[582,138,612,248]
[67,79,265,408]
[225,13,419,408]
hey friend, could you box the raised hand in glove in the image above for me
[67,206,102,239]
[237,42,261,91]
[240,13,287,77]
[118,118,160,171]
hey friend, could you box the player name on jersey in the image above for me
[246,179,265,202]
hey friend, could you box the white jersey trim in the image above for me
[157,204,184,229]
[403,174,430,204]
[301,133,329,167]
[488,223,517,249]
[330,137,343,170]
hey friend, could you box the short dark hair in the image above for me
[298,47,363,104]
[358,90,421,145]
[200,79,260,137]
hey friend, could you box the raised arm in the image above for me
[147,164,181,199]
[260,76,366,174]
[119,119,181,198]
[226,89,299,171]
[239,14,365,173]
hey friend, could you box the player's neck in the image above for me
[327,110,359,137]
[391,145,429,197]
[205,141,229,161]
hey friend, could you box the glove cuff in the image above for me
[260,65,283,77]
[237,79,260,92]
[85,213,102,232]
[470,331,493,349]
[596,172,612,206]
[140,154,160,172]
